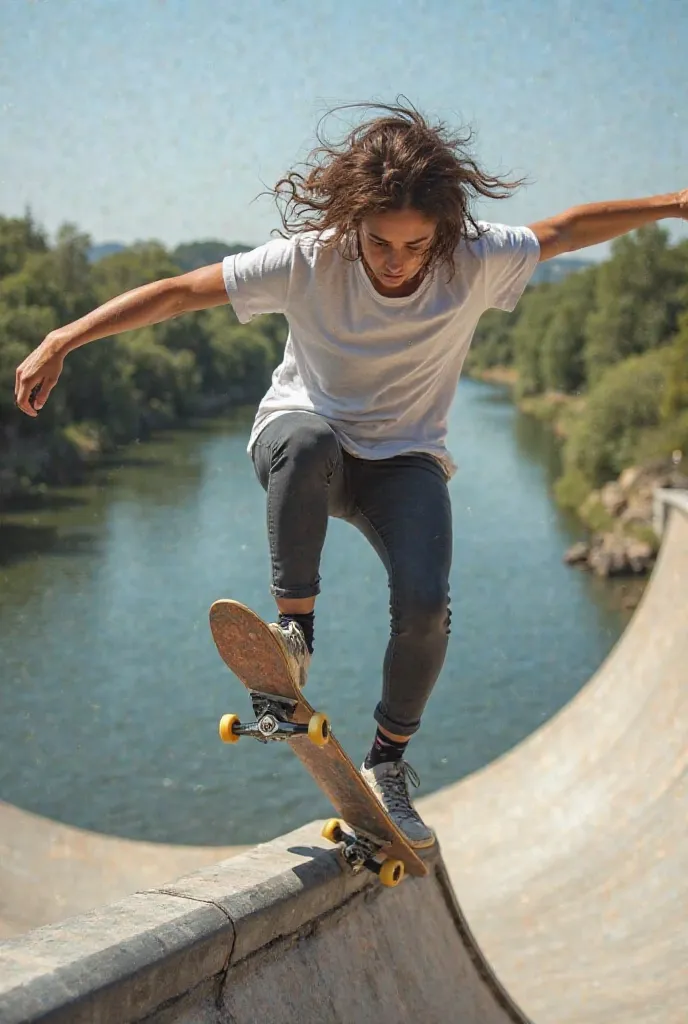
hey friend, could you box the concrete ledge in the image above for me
[653,487,688,537]
[0,822,402,1024]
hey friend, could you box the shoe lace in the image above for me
[381,761,421,817]
[282,622,307,660]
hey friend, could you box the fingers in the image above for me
[15,374,39,417]
[15,343,63,417]
[32,376,56,411]
[16,375,53,417]
[29,381,44,410]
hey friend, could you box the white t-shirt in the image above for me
[222,222,540,477]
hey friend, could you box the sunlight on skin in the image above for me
[358,209,437,297]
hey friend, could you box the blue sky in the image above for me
[2,0,687,258]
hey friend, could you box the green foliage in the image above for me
[0,214,285,499]
[562,349,673,486]
[91,242,180,301]
[511,284,558,398]
[0,209,48,278]
[539,268,596,393]
[583,226,687,384]
[552,465,593,512]
[466,308,517,371]
[661,309,688,419]
[469,225,688,491]
[172,241,251,272]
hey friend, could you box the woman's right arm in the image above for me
[14,262,229,417]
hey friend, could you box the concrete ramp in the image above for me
[0,801,245,940]
[421,489,688,1022]
[0,489,686,1023]
[0,826,528,1024]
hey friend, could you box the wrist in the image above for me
[653,191,682,218]
[45,328,76,356]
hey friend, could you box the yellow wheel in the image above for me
[218,713,241,743]
[379,858,405,887]
[321,818,344,844]
[308,712,330,747]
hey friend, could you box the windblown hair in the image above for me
[269,99,526,275]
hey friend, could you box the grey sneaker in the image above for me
[267,620,311,689]
[359,759,436,848]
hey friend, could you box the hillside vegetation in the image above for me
[0,214,284,503]
[467,225,688,509]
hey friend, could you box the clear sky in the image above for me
[2,0,687,258]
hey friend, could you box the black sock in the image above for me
[278,611,315,655]
[364,727,409,769]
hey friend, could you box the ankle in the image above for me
[278,611,315,655]
[364,727,410,768]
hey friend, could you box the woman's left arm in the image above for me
[529,190,687,261]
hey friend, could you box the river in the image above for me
[0,380,635,845]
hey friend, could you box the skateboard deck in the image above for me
[209,598,430,881]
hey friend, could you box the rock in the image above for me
[564,541,590,566]
[599,481,627,516]
[587,532,656,577]
[619,496,654,528]
[578,490,601,520]
[589,534,625,577]
[619,466,644,493]
[563,458,680,578]
[626,540,654,574]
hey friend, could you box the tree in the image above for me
[539,267,596,394]
[583,226,683,384]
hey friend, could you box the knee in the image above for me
[274,417,340,478]
[393,581,451,637]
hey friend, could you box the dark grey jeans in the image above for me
[252,412,452,736]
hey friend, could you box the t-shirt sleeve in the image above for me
[222,237,295,323]
[476,223,541,312]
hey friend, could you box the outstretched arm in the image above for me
[15,262,229,416]
[529,190,687,262]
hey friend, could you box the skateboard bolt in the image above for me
[258,715,278,736]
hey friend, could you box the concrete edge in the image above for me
[652,486,688,536]
[431,860,533,1024]
[0,821,440,1024]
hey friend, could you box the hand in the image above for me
[677,189,688,220]
[15,337,65,417]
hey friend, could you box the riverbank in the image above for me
[0,389,256,509]
[0,213,287,511]
[466,366,687,596]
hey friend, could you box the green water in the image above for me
[0,380,633,845]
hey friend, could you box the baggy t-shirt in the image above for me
[222,222,540,477]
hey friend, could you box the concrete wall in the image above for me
[0,823,528,1024]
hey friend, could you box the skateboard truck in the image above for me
[321,818,405,887]
[219,690,331,747]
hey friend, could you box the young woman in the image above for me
[14,102,686,846]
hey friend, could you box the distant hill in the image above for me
[530,255,594,285]
[171,240,252,271]
[88,242,127,263]
[87,239,253,270]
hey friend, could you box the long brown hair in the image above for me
[269,99,526,275]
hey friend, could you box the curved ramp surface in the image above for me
[0,825,531,1024]
[0,801,245,939]
[0,490,685,1024]
[421,490,688,1023]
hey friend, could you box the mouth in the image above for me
[382,271,405,282]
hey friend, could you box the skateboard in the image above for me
[209,598,430,886]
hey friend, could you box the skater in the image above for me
[14,101,687,845]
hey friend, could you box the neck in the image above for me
[360,255,425,298]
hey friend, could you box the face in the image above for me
[358,208,437,296]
